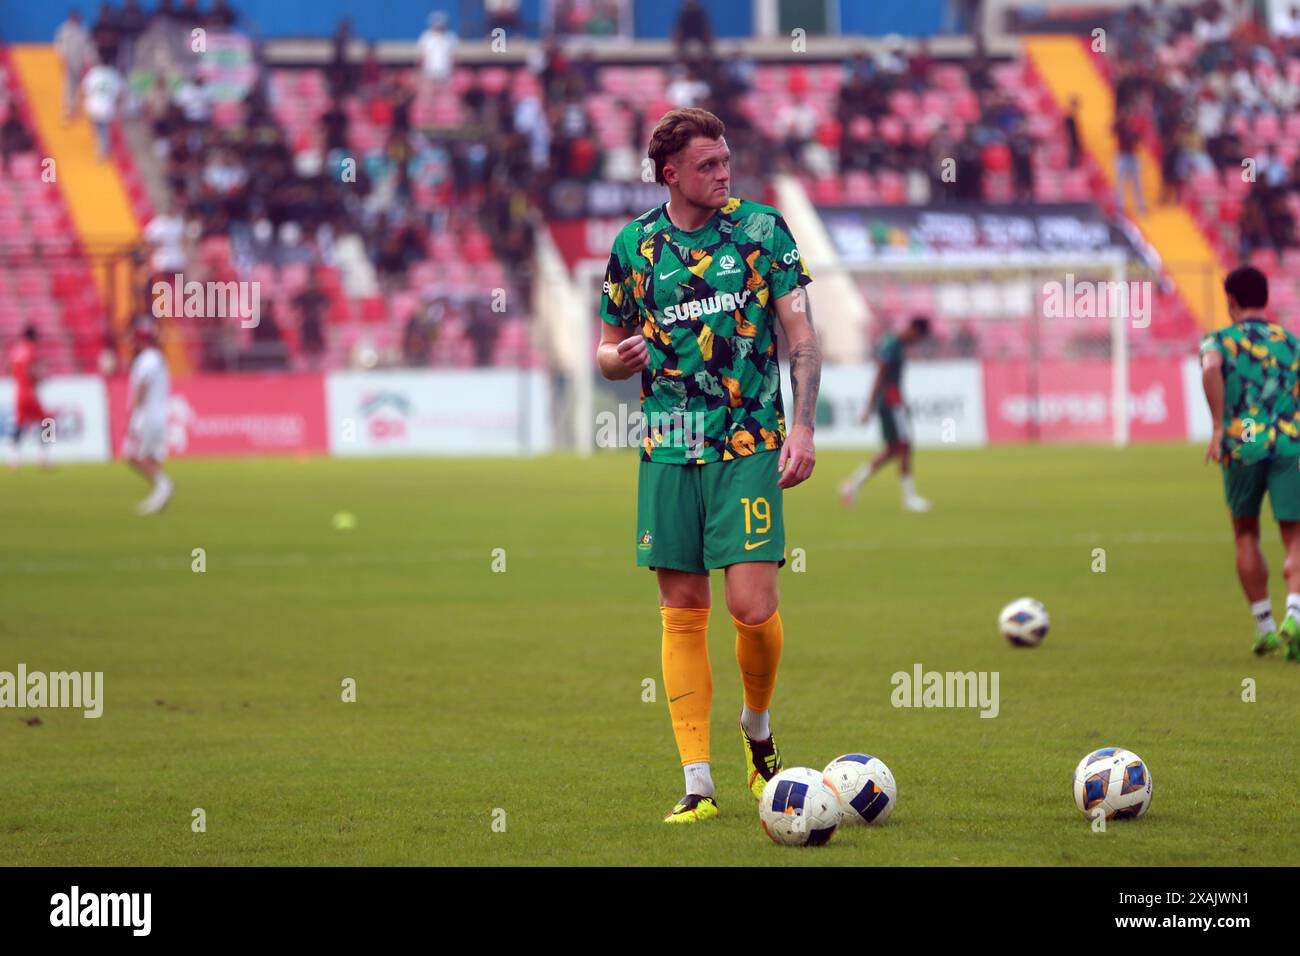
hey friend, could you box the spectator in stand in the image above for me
[81,52,123,160]
[1266,187,1296,250]
[91,2,122,70]
[464,297,500,368]
[907,38,934,93]
[207,0,237,29]
[374,213,426,295]
[143,197,188,278]
[666,64,710,109]
[358,40,383,102]
[55,10,94,123]
[955,133,984,200]
[1159,119,1187,205]
[1239,187,1271,259]
[775,94,818,171]
[418,12,458,99]
[952,321,979,357]
[513,92,551,172]
[390,73,416,136]
[1254,144,1288,188]
[966,47,993,94]
[673,0,713,59]
[1194,0,1235,45]
[874,35,909,89]
[327,19,355,97]
[1009,127,1034,202]
[200,147,249,227]
[150,0,178,27]
[116,0,147,74]
[1063,95,1082,168]
[293,266,330,368]
[463,72,487,120]
[402,308,433,367]
[177,0,206,32]
[246,301,289,370]
[486,0,522,34]
[537,36,570,101]
[575,49,600,98]
[716,42,755,100]
[843,48,875,86]
[1277,3,1300,38]
[0,95,34,173]
[172,72,211,127]
[980,136,1011,199]
[1113,103,1147,214]
[320,96,349,154]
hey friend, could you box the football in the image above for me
[823,753,896,825]
[1072,747,1154,821]
[758,767,844,846]
[999,597,1050,647]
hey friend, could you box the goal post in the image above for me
[842,250,1137,447]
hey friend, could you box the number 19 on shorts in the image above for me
[741,497,772,535]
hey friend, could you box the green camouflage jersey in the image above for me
[600,196,812,465]
[1200,318,1300,464]
[875,331,905,409]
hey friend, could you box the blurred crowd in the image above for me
[1106,0,1300,256]
[24,0,1148,372]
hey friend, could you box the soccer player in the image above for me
[839,315,932,512]
[123,319,174,515]
[596,108,820,823]
[1201,265,1300,661]
[7,326,52,469]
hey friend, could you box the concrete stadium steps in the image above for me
[9,44,192,373]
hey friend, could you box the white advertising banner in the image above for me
[326,369,552,457]
[1182,355,1214,441]
[782,360,987,448]
[0,375,110,463]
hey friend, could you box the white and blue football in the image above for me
[823,753,896,825]
[999,597,1049,647]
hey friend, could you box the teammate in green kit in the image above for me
[595,108,822,823]
[840,315,933,512]
[1201,265,1300,660]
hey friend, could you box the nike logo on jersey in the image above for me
[658,269,681,280]
[744,540,770,551]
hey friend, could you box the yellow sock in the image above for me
[661,606,712,766]
[734,609,783,713]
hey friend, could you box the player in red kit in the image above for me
[7,326,52,469]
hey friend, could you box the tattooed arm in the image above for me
[774,286,820,489]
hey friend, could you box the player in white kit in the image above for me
[123,320,173,515]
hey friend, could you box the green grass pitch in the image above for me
[1,444,1297,866]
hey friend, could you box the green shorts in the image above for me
[879,402,912,446]
[635,450,786,574]
[1222,455,1300,521]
